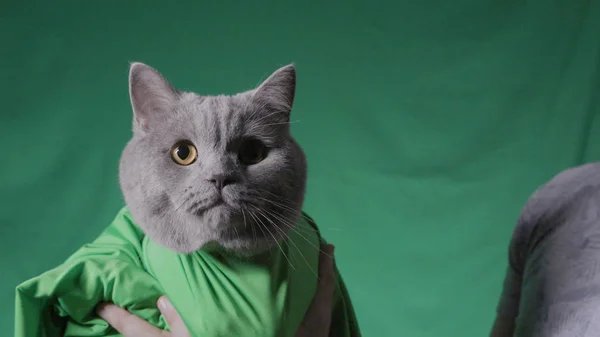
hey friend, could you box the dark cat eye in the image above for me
[170,141,197,166]
[238,138,267,165]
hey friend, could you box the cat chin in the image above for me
[211,238,276,258]
[144,219,287,257]
[206,224,289,257]
[163,234,278,257]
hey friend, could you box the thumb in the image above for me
[157,296,186,333]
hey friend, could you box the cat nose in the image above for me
[207,174,235,190]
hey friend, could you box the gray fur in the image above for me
[119,62,307,255]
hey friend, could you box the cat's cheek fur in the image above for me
[120,140,184,251]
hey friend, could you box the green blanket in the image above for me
[14,207,359,337]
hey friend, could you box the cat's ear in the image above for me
[128,62,179,132]
[253,64,296,119]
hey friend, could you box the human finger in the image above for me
[295,244,337,337]
[317,244,336,292]
[157,296,191,337]
[96,302,170,337]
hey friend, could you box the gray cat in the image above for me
[119,62,307,255]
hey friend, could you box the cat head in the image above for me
[119,62,307,255]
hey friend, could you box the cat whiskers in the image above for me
[246,205,296,270]
[240,207,257,245]
[188,199,210,215]
[256,207,318,278]
[172,192,195,213]
[260,206,332,259]
[171,191,213,216]
[251,195,320,236]
[245,206,266,246]
[246,193,332,259]
[255,189,343,232]
[258,120,300,128]
[233,226,240,242]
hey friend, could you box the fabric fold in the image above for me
[15,207,359,337]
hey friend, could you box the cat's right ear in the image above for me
[252,64,296,120]
[128,62,178,133]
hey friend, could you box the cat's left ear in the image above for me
[253,64,296,119]
[128,62,179,133]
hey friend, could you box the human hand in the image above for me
[96,296,191,337]
[295,244,337,337]
[96,244,337,337]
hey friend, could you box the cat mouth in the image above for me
[190,197,228,216]
[220,218,272,240]
[211,198,226,208]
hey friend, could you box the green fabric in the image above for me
[3,1,600,336]
[14,208,359,337]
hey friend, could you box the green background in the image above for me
[2,0,599,336]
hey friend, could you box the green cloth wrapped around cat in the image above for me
[14,207,360,337]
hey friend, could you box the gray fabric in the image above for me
[497,162,600,336]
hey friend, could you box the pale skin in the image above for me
[96,244,337,337]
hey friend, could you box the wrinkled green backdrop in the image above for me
[1,0,600,336]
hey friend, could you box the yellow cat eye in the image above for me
[170,141,197,166]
